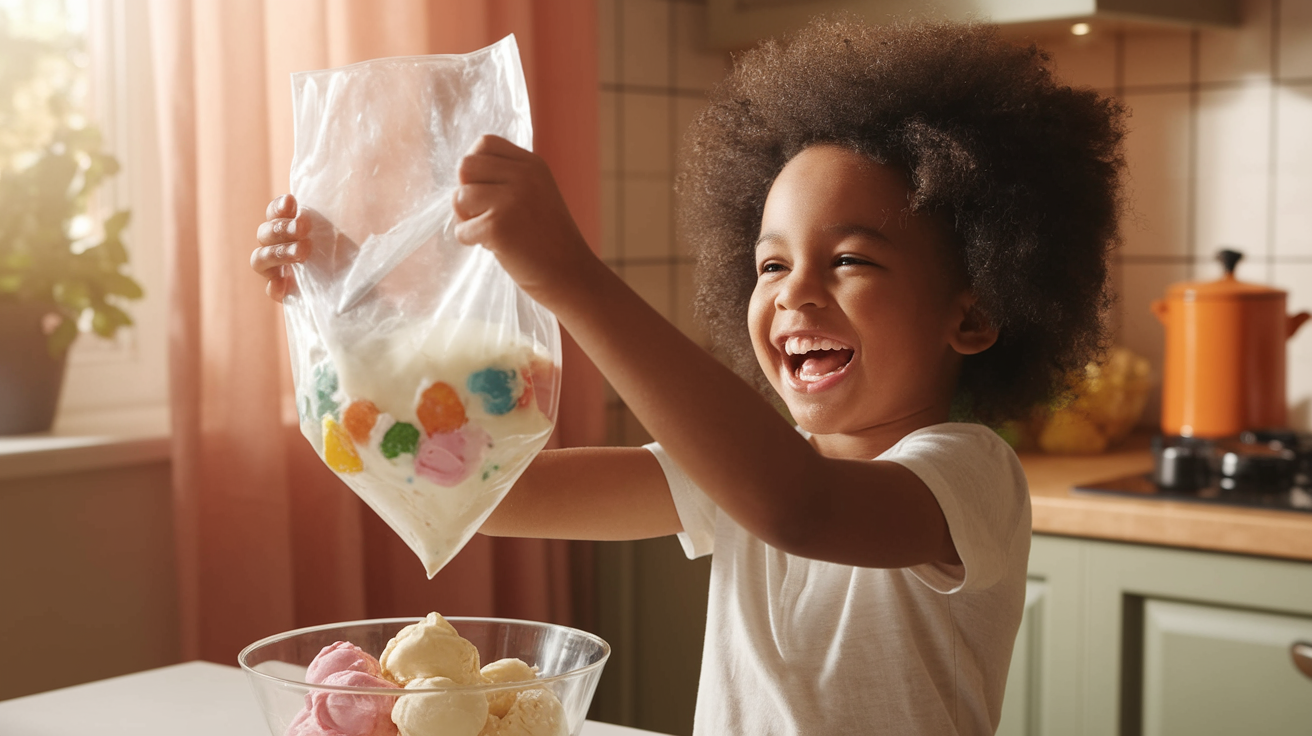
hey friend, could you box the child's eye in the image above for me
[835,256,873,267]
[759,262,785,274]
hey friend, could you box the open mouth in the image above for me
[784,336,855,383]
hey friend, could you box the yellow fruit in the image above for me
[323,416,363,473]
[1038,411,1108,455]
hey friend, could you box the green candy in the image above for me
[311,361,340,419]
[381,422,420,459]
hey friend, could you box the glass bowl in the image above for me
[239,617,610,736]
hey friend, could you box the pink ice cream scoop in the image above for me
[415,424,491,487]
[306,641,385,685]
[286,670,400,736]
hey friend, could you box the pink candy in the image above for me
[287,670,399,736]
[306,641,385,685]
[415,424,491,487]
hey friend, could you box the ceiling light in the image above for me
[1071,22,1091,36]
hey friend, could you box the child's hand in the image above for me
[452,135,595,303]
[251,194,311,302]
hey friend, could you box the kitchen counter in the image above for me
[0,662,667,736]
[1020,433,1312,562]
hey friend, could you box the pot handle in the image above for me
[1151,299,1169,325]
[1290,312,1311,339]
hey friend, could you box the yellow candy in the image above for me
[323,416,363,473]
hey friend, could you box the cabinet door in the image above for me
[995,579,1047,736]
[1140,599,1312,736]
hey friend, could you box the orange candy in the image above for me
[417,382,466,435]
[322,416,363,473]
[342,400,381,443]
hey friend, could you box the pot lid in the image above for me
[1165,249,1286,301]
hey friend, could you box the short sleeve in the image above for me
[643,442,716,559]
[882,424,1031,594]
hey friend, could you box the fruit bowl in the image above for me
[238,617,610,736]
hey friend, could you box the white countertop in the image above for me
[0,661,663,736]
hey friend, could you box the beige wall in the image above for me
[0,461,179,700]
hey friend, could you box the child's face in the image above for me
[748,144,972,439]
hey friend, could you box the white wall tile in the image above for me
[600,90,619,176]
[622,0,672,87]
[624,263,674,320]
[1279,0,1312,79]
[599,0,619,85]
[1198,0,1273,83]
[1042,31,1117,90]
[622,176,674,260]
[1274,83,1312,258]
[673,97,708,171]
[1123,30,1192,88]
[1271,263,1312,430]
[622,93,672,175]
[1121,91,1192,258]
[1116,262,1192,428]
[1194,85,1272,261]
[673,1,730,91]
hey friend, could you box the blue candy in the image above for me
[467,367,517,415]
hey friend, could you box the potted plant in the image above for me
[0,13,141,435]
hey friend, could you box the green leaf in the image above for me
[101,272,144,299]
[90,302,131,337]
[53,280,90,310]
[0,274,20,293]
[47,317,77,358]
[104,209,130,238]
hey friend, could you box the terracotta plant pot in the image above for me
[0,301,69,435]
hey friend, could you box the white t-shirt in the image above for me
[644,422,1031,736]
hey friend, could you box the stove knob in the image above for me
[1219,450,1296,494]
[1155,446,1210,491]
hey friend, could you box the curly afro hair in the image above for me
[677,17,1127,426]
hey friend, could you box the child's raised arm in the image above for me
[454,135,961,570]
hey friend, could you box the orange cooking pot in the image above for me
[1151,249,1310,438]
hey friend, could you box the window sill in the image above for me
[0,405,171,482]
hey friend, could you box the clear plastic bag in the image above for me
[283,36,559,578]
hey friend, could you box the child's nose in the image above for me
[775,267,828,311]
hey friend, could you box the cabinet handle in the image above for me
[1294,641,1312,680]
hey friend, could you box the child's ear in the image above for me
[948,293,998,356]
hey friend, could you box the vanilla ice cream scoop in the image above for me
[391,676,488,736]
[482,688,568,736]
[381,612,482,686]
[481,658,538,719]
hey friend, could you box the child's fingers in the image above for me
[457,152,520,185]
[250,241,308,278]
[256,213,309,246]
[465,133,532,161]
[453,211,494,247]
[451,182,503,222]
[265,193,297,220]
[266,267,298,303]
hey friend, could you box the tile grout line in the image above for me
[668,0,681,328]
[1186,29,1200,272]
[1266,0,1281,283]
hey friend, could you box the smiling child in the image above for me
[253,16,1126,735]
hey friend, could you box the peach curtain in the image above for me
[148,0,603,665]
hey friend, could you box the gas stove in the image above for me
[1073,429,1312,513]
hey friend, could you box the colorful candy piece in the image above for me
[415,424,491,487]
[417,382,466,435]
[516,368,534,410]
[311,361,341,420]
[342,400,380,444]
[323,416,363,473]
[381,422,420,460]
[468,367,518,416]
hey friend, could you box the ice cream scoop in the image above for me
[306,641,385,685]
[390,676,489,736]
[481,658,538,719]
[482,688,568,736]
[380,612,483,686]
[287,670,400,736]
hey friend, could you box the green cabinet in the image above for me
[997,534,1312,736]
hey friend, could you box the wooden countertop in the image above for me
[1018,434,1312,562]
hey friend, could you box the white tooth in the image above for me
[785,336,851,355]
